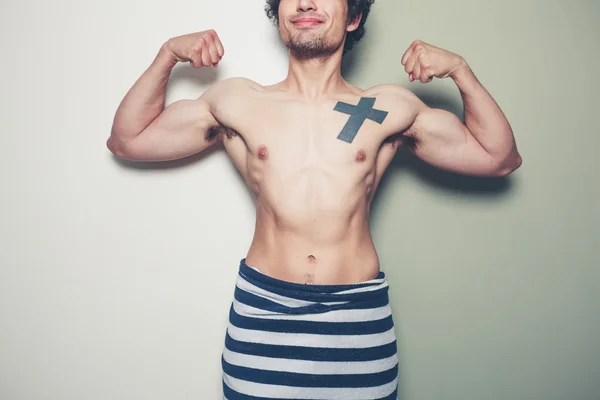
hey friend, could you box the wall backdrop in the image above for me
[1,0,598,399]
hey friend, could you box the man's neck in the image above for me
[282,51,347,101]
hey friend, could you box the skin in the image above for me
[107,0,522,285]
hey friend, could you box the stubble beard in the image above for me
[286,31,341,61]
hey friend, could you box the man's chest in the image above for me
[221,95,407,166]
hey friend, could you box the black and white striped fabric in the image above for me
[222,259,399,399]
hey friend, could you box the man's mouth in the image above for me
[292,17,324,27]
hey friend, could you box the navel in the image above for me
[257,145,269,160]
[356,149,367,162]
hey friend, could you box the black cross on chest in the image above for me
[334,97,388,143]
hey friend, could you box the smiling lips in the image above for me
[292,17,324,27]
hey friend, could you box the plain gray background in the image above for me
[1,0,598,399]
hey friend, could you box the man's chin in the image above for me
[284,34,340,59]
[289,47,334,60]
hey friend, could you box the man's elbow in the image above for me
[493,153,523,177]
[106,135,130,159]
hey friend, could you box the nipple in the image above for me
[258,145,269,160]
[356,150,367,162]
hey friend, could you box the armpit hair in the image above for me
[401,127,419,151]
[382,130,418,152]
[206,124,238,142]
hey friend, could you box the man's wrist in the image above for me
[450,59,480,92]
[156,42,178,69]
[450,58,470,80]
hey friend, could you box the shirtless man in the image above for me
[107,0,521,398]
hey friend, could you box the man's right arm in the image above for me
[107,31,225,162]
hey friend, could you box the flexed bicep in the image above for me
[405,106,499,176]
[111,98,222,162]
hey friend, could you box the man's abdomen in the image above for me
[247,184,379,284]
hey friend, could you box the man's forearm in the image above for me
[451,62,521,166]
[110,44,177,142]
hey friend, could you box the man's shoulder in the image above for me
[199,77,264,114]
[363,83,417,102]
[208,77,264,95]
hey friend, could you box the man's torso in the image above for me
[209,78,417,284]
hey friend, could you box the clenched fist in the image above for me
[401,40,465,83]
[165,30,224,68]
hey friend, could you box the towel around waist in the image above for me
[235,258,390,316]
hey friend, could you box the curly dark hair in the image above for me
[264,0,375,55]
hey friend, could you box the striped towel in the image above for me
[222,258,399,399]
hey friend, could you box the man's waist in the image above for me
[245,234,379,285]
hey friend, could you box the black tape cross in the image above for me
[334,97,388,143]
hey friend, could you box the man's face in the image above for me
[278,0,361,59]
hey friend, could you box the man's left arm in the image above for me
[399,40,522,177]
